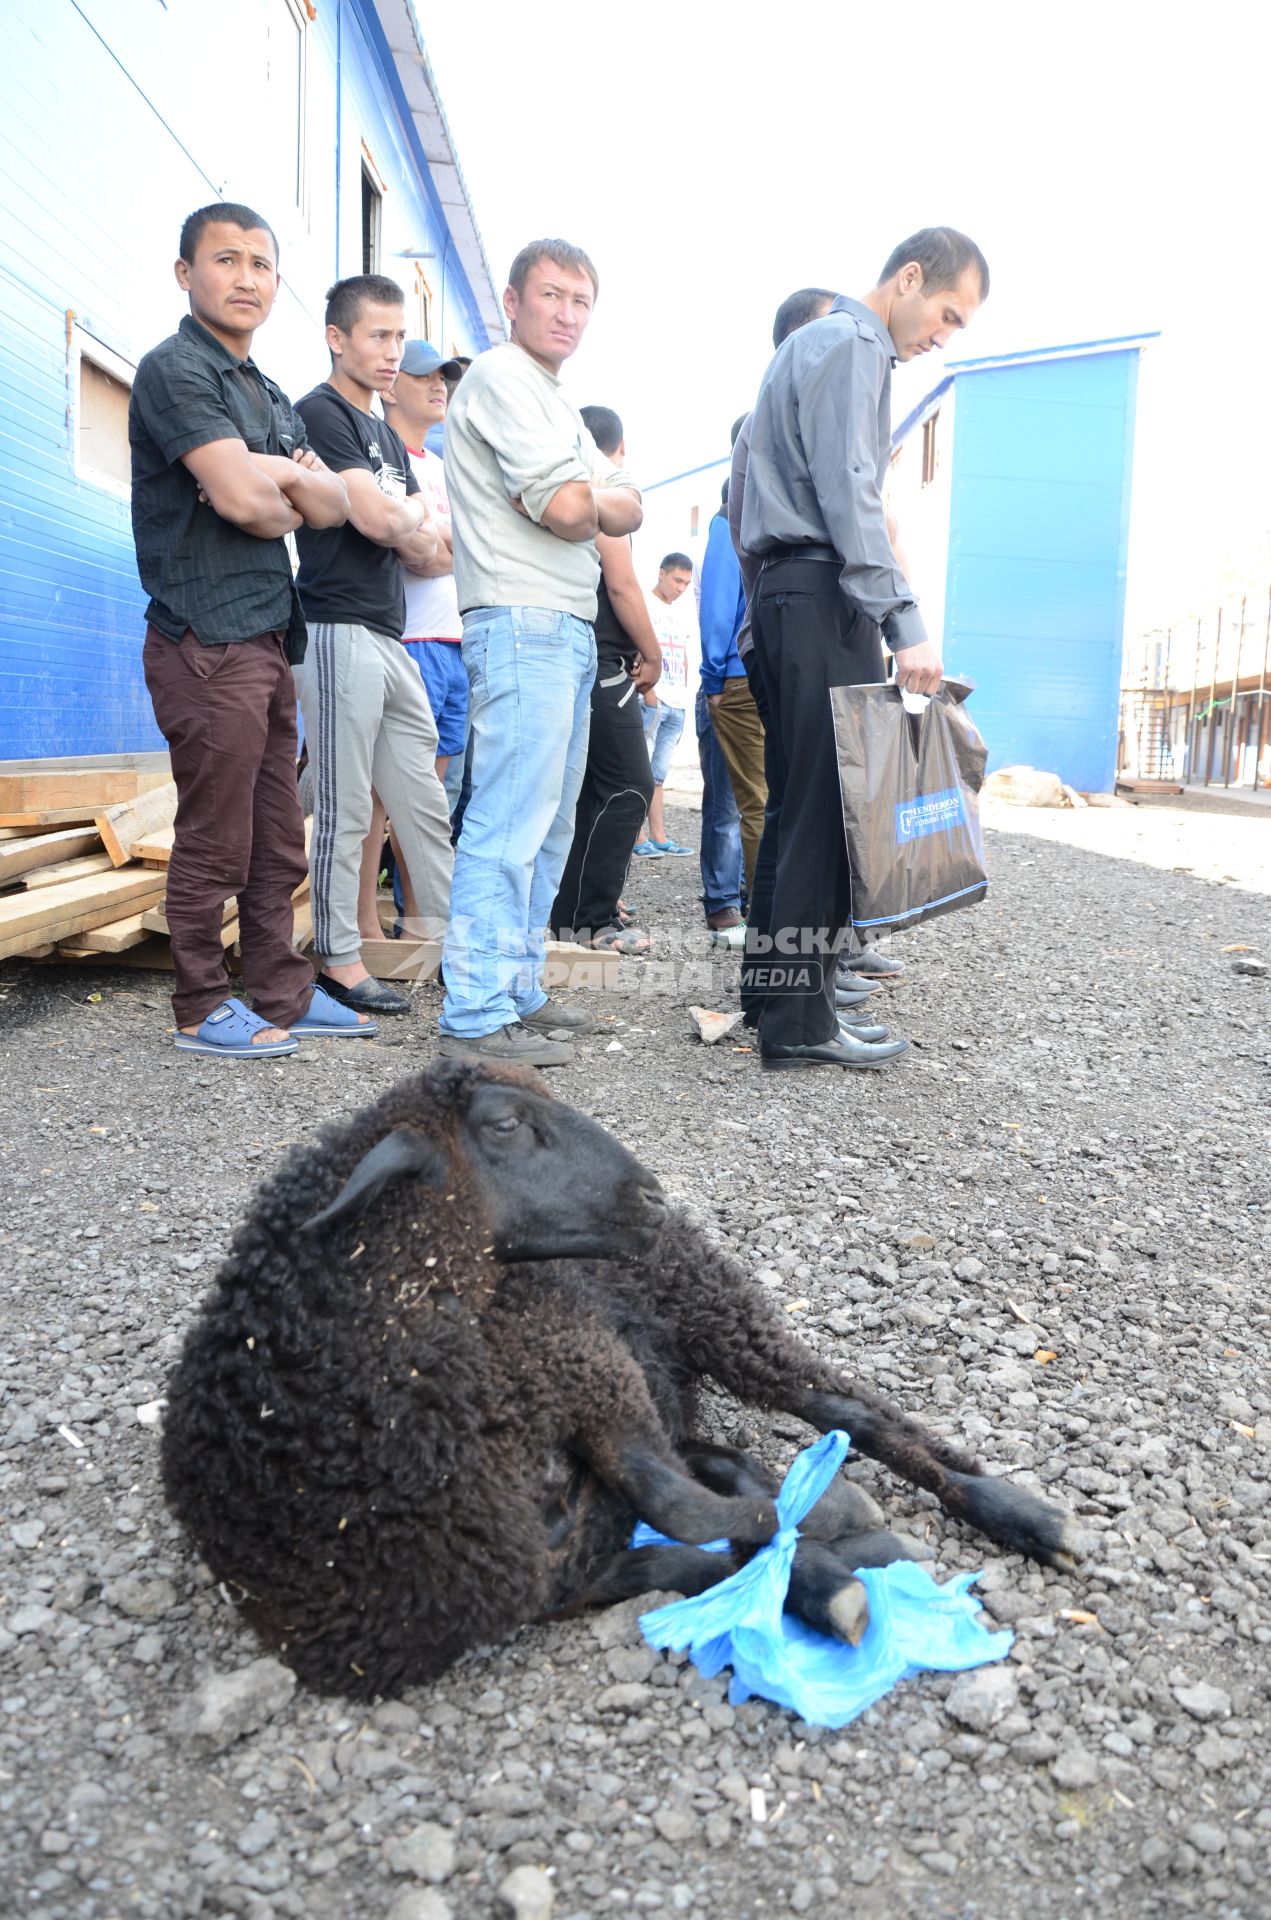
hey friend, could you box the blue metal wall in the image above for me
[943,349,1140,793]
[0,0,490,760]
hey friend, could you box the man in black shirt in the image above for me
[294,276,453,1014]
[130,202,367,1058]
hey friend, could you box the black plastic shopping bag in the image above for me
[829,678,988,934]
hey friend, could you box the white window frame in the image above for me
[72,327,135,499]
[277,0,311,224]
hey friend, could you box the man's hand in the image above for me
[707,692,722,713]
[641,690,658,708]
[892,639,943,696]
[631,653,661,694]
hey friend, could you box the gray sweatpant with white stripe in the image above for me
[296,622,453,967]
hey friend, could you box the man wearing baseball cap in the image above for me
[359,342,466,938]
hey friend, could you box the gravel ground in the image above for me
[2,807,1269,1920]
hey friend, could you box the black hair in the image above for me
[508,239,599,300]
[877,227,989,299]
[660,552,693,573]
[180,203,278,266]
[325,275,407,334]
[581,404,623,456]
[719,479,729,508]
[772,287,836,349]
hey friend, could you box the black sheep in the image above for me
[162,1060,1087,1698]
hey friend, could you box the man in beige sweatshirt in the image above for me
[438,239,642,1067]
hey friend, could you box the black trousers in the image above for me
[741,557,884,1048]
[551,643,655,938]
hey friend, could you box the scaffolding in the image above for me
[1120,589,1271,790]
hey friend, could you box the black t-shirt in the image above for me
[294,385,419,640]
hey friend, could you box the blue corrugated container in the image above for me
[0,0,501,761]
[889,335,1156,793]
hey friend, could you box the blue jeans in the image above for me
[645,701,686,786]
[441,607,595,1037]
[695,687,744,915]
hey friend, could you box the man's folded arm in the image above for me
[179,439,302,539]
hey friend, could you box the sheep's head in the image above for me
[304,1062,668,1262]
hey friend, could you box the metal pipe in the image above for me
[1203,607,1222,786]
[1162,627,1174,777]
[1185,616,1203,781]
[1254,586,1271,792]
[1224,595,1246,787]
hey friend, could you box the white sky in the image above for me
[421,0,1271,635]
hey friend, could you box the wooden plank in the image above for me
[133,825,175,865]
[22,852,115,891]
[0,808,106,828]
[95,781,178,868]
[62,913,152,952]
[0,826,103,882]
[0,768,148,812]
[0,869,168,961]
[46,935,174,969]
[345,936,622,991]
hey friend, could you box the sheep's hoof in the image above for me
[950,1470,1092,1570]
[1038,1510,1093,1573]
[826,1578,870,1647]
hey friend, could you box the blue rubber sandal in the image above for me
[173,998,298,1059]
[290,983,379,1040]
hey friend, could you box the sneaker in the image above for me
[632,840,665,858]
[519,997,595,1035]
[436,1022,574,1068]
[649,838,694,856]
[710,922,747,951]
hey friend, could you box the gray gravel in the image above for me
[2,810,1270,1920]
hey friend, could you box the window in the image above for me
[415,265,434,343]
[73,329,134,496]
[689,504,700,538]
[921,412,940,487]
[361,142,387,276]
[268,0,309,215]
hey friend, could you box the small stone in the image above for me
[387,1893,452,1920]
[1231,957,1267,976]
[689,1006,744,1047]
[789,1882,815,1914]
[11,1519,46,1549]
[1173,1681,1231,1722]
[1183,1822,1226,1856]
[1141,1837,1172,1877]
[8,1605,58,1636]
[1051,1747,1100,1790]
[653,1805,695,1843]
[386,1823,455,1884]
[237,1812,278,1858]
[103,1575,177,1621]
[497,1864,554,1919]
[944,1666,1018,1733]
[170,1657,296,1752]
[954,1256,984,1281]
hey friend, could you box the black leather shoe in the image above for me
[835,982,881,1009]
[316,971,412,1015]
[839,1016,891,1042]
[842,947,906,981]
[760,1029,910,1071]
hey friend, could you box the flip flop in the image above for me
[173,998,298,1059]
[290,983,379,1040]
[590,926,652,957]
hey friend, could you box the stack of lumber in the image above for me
[0,756,310,969]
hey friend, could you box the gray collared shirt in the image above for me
[739,294,927,651]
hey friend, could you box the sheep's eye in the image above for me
[488,1115,521,1136]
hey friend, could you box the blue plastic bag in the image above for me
[637,1431,1013,1729]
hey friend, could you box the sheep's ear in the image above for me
[303,1129,447,1235]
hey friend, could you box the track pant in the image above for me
[742,557,884,1048]
[142,625,313,1029]
[295,622,453,967]
[552,642,655,938]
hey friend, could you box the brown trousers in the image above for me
[709,672,768,903]
[142,626,313,1028]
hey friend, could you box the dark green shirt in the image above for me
[129,314,310,660]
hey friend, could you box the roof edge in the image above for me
[892,331,1161,447]
[365,0,505,345]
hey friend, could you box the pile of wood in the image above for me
[0,756,310,969]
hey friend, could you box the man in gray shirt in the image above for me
[740,227,988,1071]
